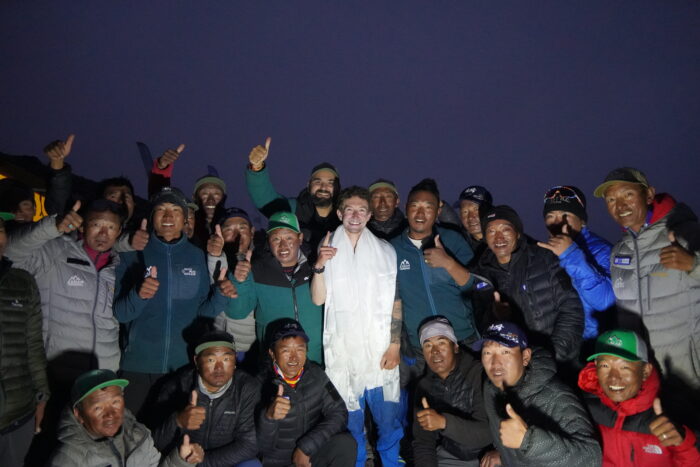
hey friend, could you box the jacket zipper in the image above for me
[291,279,299,322]
[107,438,125,467]
[163,246,172,373]
[91,268,101,364]
[415,243,438,315]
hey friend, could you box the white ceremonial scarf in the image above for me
[323,225,400,411]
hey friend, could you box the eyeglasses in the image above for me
[544,186,584,209]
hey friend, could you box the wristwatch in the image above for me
[312,266,325,274]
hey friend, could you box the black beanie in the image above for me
[542,185,587,222]
[481,205,524,236]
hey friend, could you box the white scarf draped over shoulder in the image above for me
[323,225,400,411]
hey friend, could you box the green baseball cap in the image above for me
[0,212,15,221]
[587,329,649,362]
[267,211,301,234]
[593,167,650,198]
[71,369,129,407]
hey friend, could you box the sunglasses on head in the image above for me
[544,186,584,209]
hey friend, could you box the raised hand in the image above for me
[266,384,291,420]
[537,223,574,257]
[176,390,207,431]
[492,291,512,321]
[207,224,225,257]
[424,235,454,269]
[499,403,528,449]
[44,134,75,170]
[416,397,447,431]
[138,266,160,299]
[179,434,205,464]
[56,200,83,233]
[217,267,238,298]
[315,232,337,269]
[234,249,253,283]
[131,218,150,251]
[660,232,694,272]
[157,143,185,170]
[649,398,684,447]
[248,137,271,171]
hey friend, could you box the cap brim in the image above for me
[593,180,646,198]
[0,212,15,221]
[267,222,300,234]
[586,350,643,362]
[471,336,522,352]
[74,379,129,406]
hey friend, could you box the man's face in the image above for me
[459,200,482,239]
[152,202,185,241]
[196,184,224,218]
[370,188,399,223]
[481,341,531,391]
[544,210,583,237]
[603,182,655,233]
[595,355,652,403]
[0,219,7,258]
[103,185,135,221]
[83,211,122,252]
[406,190,440,239]
[485,220,520,264]
[13,199,35,223]
[270,336,307,379]
[196,346,236,392]
[221,216,253,249]
[422,336,459,380]
[308,170,336,207]
[338,196,371,235]
[73,385,125,438]
[184,209,196,239]
[268,228,303,267]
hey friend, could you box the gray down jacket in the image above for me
[5,215,121,371]
[611,209,700,388]
[483,348,601,467]
[49,407,189,467]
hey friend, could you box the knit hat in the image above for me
[586,329,649,362]
[481,205,524,236]
[471,322,529,351]
[419,316,458,346]
[71,369,129,407]
[150,187,188,214]
[458,185,493,207]
[217,207,251,226]
[193,175,227,197]
[543,185,588,222]
[368,178,399,196]
[310,162,339,179]
[593,167,650,198]
[267,212,301,234]
[195,330,236,355]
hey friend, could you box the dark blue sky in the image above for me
[2,1,699,241]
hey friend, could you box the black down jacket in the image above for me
[256,362,348,466]
[473,236,584,362]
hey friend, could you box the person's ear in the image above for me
[522,348,532,367]
[645,186,656,204]
[73,406,83,424]
[641,362,653,382]
[268,348,275,362]
[298,232,304,243]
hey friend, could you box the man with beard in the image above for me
[367,179,407,240]
[153,331,261,467]
[246,137,340,261]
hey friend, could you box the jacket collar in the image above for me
[578,361,659,416]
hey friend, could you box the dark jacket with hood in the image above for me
[413,352,491,465]
[579,362,700,466]
[473,236,584,362]
[483,348,601,466]
[153,366,260,467]
[256,361,348,466]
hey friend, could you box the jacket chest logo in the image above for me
[399,259,410,271]
[641,444,662,455]
[182,268,197,276]
[67,275,86,287]
[11,299,23,308]
[613,255,632,266]
[614,277,625,289]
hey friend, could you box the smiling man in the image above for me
[578,330,700,466]
[367,178,407,240]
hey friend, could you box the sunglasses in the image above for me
[544,186,584,209]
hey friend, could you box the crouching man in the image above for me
[153,330,261,467]
[257,320,356,466]
[50,369,204,466]
[578,330,700,466]
[474,322,601,467]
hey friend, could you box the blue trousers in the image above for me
[347,386,404,467]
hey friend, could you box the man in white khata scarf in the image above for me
[311,186,404,467]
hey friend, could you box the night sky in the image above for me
[2,1,699,241]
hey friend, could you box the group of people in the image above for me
[0,133,699,466]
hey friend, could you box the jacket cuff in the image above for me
[151,159,174,177]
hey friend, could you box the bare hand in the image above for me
[266,384,291,420]
[315,232,337,269]
[649,398,683,447]
[380,343,400,370]
[492,292,512,321]
[44,134,75,170]
[177,390,207,431]
[179,434,205,464]
[292,447,312,467]
[56,201,83,233]
[131,219,150,251]
[537,224,574,257]
[416,397,446,431]
[217,267,238,298]
[138,266,160,299]
[424,235,454,269]
[207,225,225,257]
[249,137,271,170]
[34,400,47,434]
[234,249,253,282]
[480,450,502,467]
[499,404,527,449]
[660,234,694,271]
[157,144,185,169]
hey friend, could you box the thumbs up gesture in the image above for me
[207,224,225,257]
[57,200,83,233]
[157,143,185,170]
[131,218,150,251]
[649,398,684,447]
[424,234,454,269]
[138,265,160,299]
[314,231,337,270]
[234,248,253,283]
[178,434,205,464]
[248,137,271,171]
[500,403,528,448]
[266,383,291,420]
[176,390,207,431]
[217,267,238,299]
[416,396,446,431]
[492,291,513,321]
[44,134,75,170]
